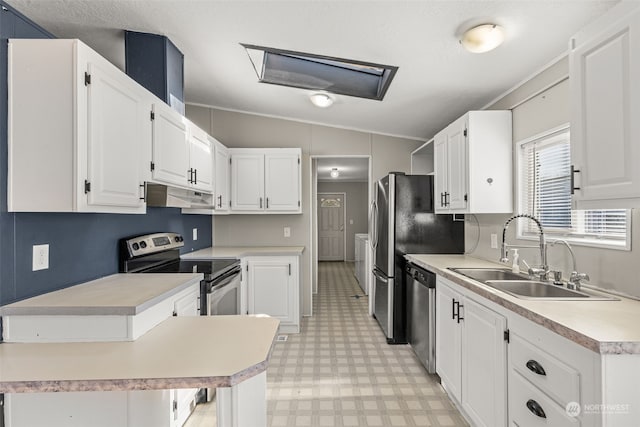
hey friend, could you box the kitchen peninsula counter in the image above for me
[0,273,203,316]
[0,316,279,393]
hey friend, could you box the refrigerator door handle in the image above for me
[371,200,379,249]
[372,268,388,283]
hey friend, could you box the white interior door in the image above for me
[318,193,345,261]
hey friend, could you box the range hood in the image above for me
[146,183,215,209]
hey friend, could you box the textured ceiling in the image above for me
[6,0,617,140]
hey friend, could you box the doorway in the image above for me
[310,156,372,299]
[317,192,346,261]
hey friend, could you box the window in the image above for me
[518,125,630,249]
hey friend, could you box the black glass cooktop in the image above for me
[143,258,238,279]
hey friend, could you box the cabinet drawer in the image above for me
[510,371,580,427]
[510,331,580,407]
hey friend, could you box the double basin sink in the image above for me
[450,268,617,301]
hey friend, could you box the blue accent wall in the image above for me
[0,2,212,305]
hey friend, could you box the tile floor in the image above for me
[185,261,467,427]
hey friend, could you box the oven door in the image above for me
[206,267,241,316]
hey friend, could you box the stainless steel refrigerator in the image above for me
[371,173,464,344]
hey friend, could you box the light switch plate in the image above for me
[284,227,291,238]
[349,219,354,225]
[193,228,198,241]
[33,244,49,271]
[490,233,498,249]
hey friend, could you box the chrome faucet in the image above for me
[549,239,589,290]
[500,214,549,281]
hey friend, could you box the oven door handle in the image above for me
[209,267,241,292]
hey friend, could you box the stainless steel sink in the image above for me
[449,268,617,301]
[450,268,527,282]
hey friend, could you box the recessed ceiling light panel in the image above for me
[241,43,398,101]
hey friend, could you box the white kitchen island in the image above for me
[0,273,279,427]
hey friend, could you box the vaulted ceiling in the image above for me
[7,0,617,140]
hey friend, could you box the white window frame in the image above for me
[516,123,631,251]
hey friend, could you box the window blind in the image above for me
[519,128,627,242]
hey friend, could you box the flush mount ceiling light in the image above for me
[330,168,340,178]
[460,24,505,53]
[241,43,398,101]
[309,92,334,108]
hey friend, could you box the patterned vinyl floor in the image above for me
[185,261,468,427]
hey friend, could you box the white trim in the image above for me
[515,124,631,251]
[480,51,569,111]
[187,102,426,142]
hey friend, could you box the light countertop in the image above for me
[181,246,305,259]
[0,315,279,393]
[0,273,203,316]
[406,254,640,355]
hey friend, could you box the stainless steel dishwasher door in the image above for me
[406,263,437,373]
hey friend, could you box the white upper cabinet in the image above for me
[150,107,213,193]
[265,152,301,211]
[8,39,148,213]
[213,138,230,213]
[434,111,512,214]
[231,152,265,211]
[570,2,640,209]
[187,124,213,193]
[230,148,302,214]
[151,101,189,188]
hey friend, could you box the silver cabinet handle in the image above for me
[266,197,269,209]
[259,197,263,209]
[217,195,222,208]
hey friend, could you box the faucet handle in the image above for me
[568,271,589,290]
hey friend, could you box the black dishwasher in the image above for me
[406,263,437,373]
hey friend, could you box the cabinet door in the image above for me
[231,153,265,211]
[434,132,449,213]
[188,125,213,192]
[264,153,300,211]
[214,141,230,212]
[570,7,640,208]
[152,102,189,188]
[461,297,507,427]
[247,258,295,325]
[435,279,463,402]
[86,60,146,209]
[446,118,468,211]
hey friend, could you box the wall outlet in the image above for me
[490,233,498,249]
[349,219,354,225]
[284,227,291,238]
[193,228,198,241]
[33,244,49,271]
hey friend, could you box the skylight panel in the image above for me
[241,44,397,101]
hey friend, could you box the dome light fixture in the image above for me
[460,24,505,53]
[309,92,334,108]
[330,168,340,178]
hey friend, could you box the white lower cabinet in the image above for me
[436,276,507,427]
[507,315,601,427]
[3,284,200,427]
[244,256,300,333]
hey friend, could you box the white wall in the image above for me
[317,181,368,261]
[466,57,640,298]
[186,105,422,315]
